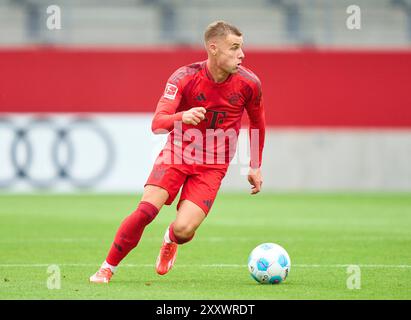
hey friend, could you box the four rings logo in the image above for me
[0,118,115,189]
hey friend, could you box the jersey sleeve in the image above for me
[245,82,266,168]
[151,67,187,134]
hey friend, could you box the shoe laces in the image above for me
[162,243,174,257]
[97,268,112,277]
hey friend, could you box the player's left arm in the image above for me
[245,82,266,195]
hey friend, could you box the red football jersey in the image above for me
[152,60,265,168]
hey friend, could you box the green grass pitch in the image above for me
[0,193,410,300]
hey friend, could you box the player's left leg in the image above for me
[90,185,170,283]
[155,200,206,275]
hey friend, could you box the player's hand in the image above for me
[248,167,262,195]
[182,107,206,125]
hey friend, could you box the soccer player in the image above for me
[90,21,265,283]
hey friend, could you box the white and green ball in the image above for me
[247,243,291,284]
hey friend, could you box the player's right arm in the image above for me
[151,68,206,134]
[151,79,183,134]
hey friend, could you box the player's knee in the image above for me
[141,185,168,209]
[172,223,195,242]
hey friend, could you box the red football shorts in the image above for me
[145,153,228,215]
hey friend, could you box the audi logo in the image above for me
[0,117,115,189]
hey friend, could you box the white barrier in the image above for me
[1,114,410,192]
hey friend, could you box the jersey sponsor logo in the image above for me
[164,83,178,100]
[205,110,227,129]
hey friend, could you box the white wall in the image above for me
[1,114,410,192]
[224,129,411,192]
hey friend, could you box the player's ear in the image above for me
[208,41,218,56]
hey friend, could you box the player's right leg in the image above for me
[90,185,169,283]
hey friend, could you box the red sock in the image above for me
[168,222,195,244]
[106,201,159,266]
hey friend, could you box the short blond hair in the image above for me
[204,21,242,43]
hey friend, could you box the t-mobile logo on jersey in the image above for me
[205,110,227,129]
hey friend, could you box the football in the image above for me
[247,243,291,284]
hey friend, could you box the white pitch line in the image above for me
[1,236,410,244]
[0,263,410,268]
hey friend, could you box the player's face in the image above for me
[216,34,245,74]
